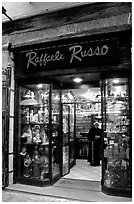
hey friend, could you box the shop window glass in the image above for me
[69,104,75,165]
[103,78,131,189]
[51,89,60,178]
[62,104,70,175]
[19,84,50,180]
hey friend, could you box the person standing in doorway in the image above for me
[87,121,102,166]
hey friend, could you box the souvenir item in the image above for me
[20,147,27,156]
[20,90,38,106]
[32,146,40,178]
[33,125,41,144]
[41,129,47,144]
[24,154,32,178]
[26,126,32,143]
[39,147,49,179]
[21,132,28,138]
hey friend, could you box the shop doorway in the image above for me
[61,83,102,183]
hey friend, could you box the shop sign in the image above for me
[15,38,119,73]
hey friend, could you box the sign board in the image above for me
[15,38,119,74]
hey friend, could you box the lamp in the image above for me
[71,77,84,83]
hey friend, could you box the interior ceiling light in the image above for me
[113,79,119,84]
[72,77,84,83]
[37,84,43,88]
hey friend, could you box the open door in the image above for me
[69,103,75,169]
[62,104,70,176]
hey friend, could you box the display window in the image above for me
[18,83,61,184]
[102,78,131,191]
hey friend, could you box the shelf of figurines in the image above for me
[21,122,59,125]
[20,103,49,107]
[20,140,58,146]
[21,124,59,147]
[104,131,129,137]
[106,110,129,114]
[106,95,129,100]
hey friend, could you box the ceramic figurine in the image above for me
[26,126,33,143]
[23,154,32,178]
[33,125,41,144]
[41,129,47,144]
[32,146,40,179]
[20,146,27,156]
[39,146,49,179]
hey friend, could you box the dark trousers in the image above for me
[88,140,100,166]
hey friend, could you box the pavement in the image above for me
[2,178,132,202]
[2,190,75,202]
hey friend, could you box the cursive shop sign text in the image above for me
[16,39,118,72]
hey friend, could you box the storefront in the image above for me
[2,2,131,198]
[12,31,131,196]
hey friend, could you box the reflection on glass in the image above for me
[62,105,69,145]
[51,89,60,178]
[62,146,69,175]
[62,104,69,175]
[70,143,75,163]
[69,104,75,164]
[52,145,60,178]
[70,104,74,141]
[103,78,131,189]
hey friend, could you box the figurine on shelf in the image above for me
[23,154,32,178]
[32,146,40,179]
[40,128,47,144]
[23,90,31,99]
[21,107,30,124]
[20,146,27,156]
[107,82,111,97]
[31,91,35,99]
[33,125,41,144]
[30,110,34,123]
[39,147,49,179]
[26,126,33,143]
[20,90,38,106]
[38,90,44,104]
[21,126,33,144]
[38,107,44,123]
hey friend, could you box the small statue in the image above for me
[26,126,33,143]
[20,146,27,156]
[23,154,32,178]
[32,146,40,179]
[40,128,47,144]
[21,126,32,143]
[39,147,49,179]
[33,125,41,144]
